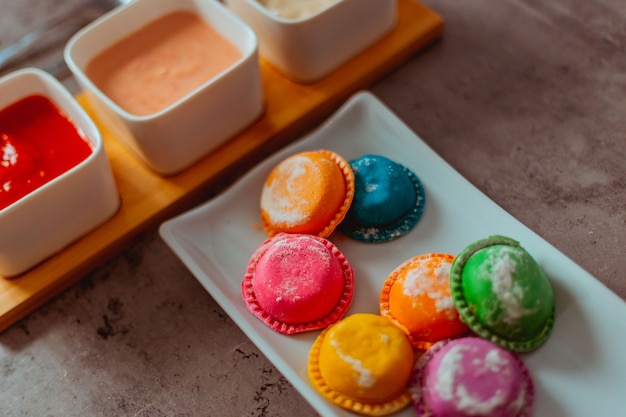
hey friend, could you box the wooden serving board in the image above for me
[0,0,443,333]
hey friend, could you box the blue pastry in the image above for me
[339,154,425,242]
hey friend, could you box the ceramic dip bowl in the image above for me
[65,0,265,176]
[0,68,120,277]
[224,0,397,83]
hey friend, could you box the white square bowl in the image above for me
[0,68,120,277]
[224,0,397,83]
[65,0,265,176]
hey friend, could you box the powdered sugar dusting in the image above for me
[360,227,381,239]
[403,258,456,318]
[456,384,506,415]
[365,183,379,192]
[330,339,375,388]
[261,155,316,225]
[434,344,467,401]
[270,238,332,269]
[261,237,333,302]
[481,247,537,324]
[481,349,510,374]
[435,344,510,415]
[509,376,527,412]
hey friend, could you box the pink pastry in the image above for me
[242,233,354,334]
[411,337,534,417]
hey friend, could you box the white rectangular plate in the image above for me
[160,91,626,417]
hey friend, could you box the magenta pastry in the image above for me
[242,233,354,334]
[411,337,534,417]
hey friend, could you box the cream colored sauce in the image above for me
[257,0,341,20]
[86,11,242,116]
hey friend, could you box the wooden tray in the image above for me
[0,0,443,333]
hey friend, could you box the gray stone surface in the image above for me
[1,0,624,416]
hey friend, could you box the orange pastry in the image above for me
[380,253,468,350]
[260,149,354,238]
[308,313,414,416]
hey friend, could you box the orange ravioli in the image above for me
[380,253,468,350]
[260,150,354,237]
[308,313,414,416]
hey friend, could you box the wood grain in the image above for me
[0,0,443,332]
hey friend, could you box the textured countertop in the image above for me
[1,0,624,416]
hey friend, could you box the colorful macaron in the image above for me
[260,149,354,238]
[242,233,354,334]
[410,337,534,417]
[450,235,555,352]
[308,313,415,416]
[338,154,425,243]
[380,253,469,350]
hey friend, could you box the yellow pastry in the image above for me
[308,313,414,416]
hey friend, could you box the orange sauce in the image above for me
[86,11,242,116]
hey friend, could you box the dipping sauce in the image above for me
[86,11,242,116]
[257,0,340,20]
[0,95,92,210]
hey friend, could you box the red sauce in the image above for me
[0,95,93,210]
